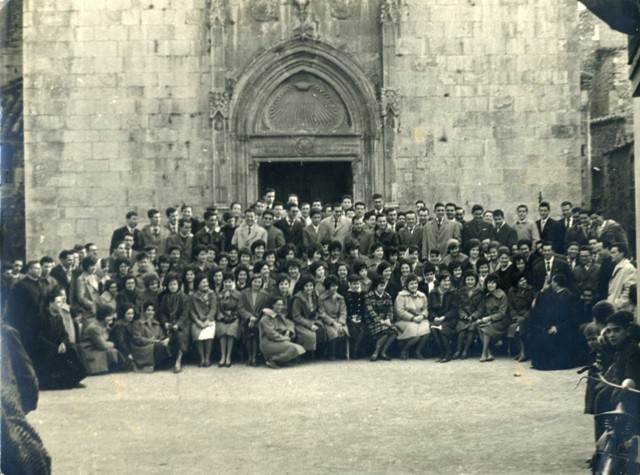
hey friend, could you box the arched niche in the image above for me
[226,39,383,205]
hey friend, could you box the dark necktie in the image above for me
[545,260,551,274]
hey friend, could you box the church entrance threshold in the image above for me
[258,161,353,204]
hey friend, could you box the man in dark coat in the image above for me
[461,204,495,251]
[524,274,582,370]
[109,210,141,254]
[493,209,518,250]
[535,201,563,254]
[274,202,305,250]
[4,261,44,359]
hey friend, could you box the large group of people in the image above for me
[2,191,638,398]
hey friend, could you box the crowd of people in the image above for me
[1,191,638,397]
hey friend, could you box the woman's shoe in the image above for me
[486,355,494,362]
[460,352,468,360]
[452,352,460,360]
[203,361,211,368]
[265,359,279,369]
[441,357,451,363]
[225,362,232,368]
[217,361,224,368]
[173,364,182,373]
[370,354,378,362]
[400,351,408,360]
[414,351,426,360]
[379,354,392,361]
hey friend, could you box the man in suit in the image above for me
[139,208,171,257]
[591,210,629,250]
[274,202,304,249]
[572,246,600,293]
[109,211,141,254]
[532,241,573,291]
[344,216,375,257]
[232,208,267,250]
[180,204,202,234]
[302,210,323,249]
[261,210,285,251]
[557,201,575,252]
[535,201,562,253]
[462,204,495,251]
[371,193,385,217]
[398,210,423,253]
[166,219,194,264]
[318,203,352,246]
[50,249,75,298]
[422,202,462,258]
[194,209,226,254]
[492,209,518,250]
[373,213,399,248]
[165,207,180,235]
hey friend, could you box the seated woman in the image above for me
[35,293,87,389]
[428,272,458,362]
[394,274,430,360]
[98,280,119,314]
[209,267,225,296]
[131,302,171,373]
[378,261,401,301]
[476,274,509,362]
[270,274,292,316]
[363,275,398,361]
[157,274,191,373]
[79,305,124,375]
[239,274,271,366]
[494,248,515,292]
[189,274,217,367]
[234,265,250,292]
[317,275,349,360]
[309,262,327,296]
[367,243,386,272]
[110,303,135,369]
[453,270,484,359]
[395,259,413,290]
[137,273,160,313]
[116,275,141,315]
[253,260,276,294]
[447,262,464,290]
[506,272,536,362]
[216,272,241,367]
[259,297,306,369]
[291,275,323,358]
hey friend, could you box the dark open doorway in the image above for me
[258,161,353,204]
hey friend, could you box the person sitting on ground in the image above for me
[476,274,509,362]
[394,274,430,360]
[131,301,171,373]
[259,297,306,369]
[78,305,124,375]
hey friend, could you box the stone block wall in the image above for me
[23,0,212,256]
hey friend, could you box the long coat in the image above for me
[476,289,509,340]
[157,291,191,352]
[238,288,271,340]
[231,224,267,251]
[422,220,462,258]
[131,317,168,372]
[189,290,217,341]
[394,290,430,340]
[259,311,305,363]
[78,320,122,375]
[364,290,396,337]
[317,216,352,246]
[291,291,322,350]
[607,259,636,310]
[318,291,349,340]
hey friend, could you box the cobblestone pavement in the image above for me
[28,357,593,474]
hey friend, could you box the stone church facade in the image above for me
[19,0,582,256]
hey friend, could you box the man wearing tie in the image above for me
[532,241,572,290]
[318,202,352,246]
[109,211,141,254]
[422,202,462,258]
[165,206,180,235]
[139,208,171,257]
[274,202,304,249]
[398,210,423,253]
[232,208,267,250]
[535,201,562,254]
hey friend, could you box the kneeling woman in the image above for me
[259,297,306,368]
[476,274,509,362]
[79,305,125,375]
[317,275,349,360]
[394,274,431,359]
[364,275,398,361]
[131,302,171,372]
[216,272,241,367]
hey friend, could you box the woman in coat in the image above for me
[79,305,124,375]
[394,274,430,360]
[189,274,217,367]
[428,272,458,362]
[238,275,271,367]
[35,293,86,389]
[259,297,306,368]
[157,273,191,373]
[453,270,484,360]
[317,275,349,360]
[98,280,119,314]
[291,275,323,357]
[270,274,293,317]
[110,303,135,370]
[363,275,398,361]
[74,256,101,319]
[116,275,140,315]
[131,301,171,373]
[216,272,242,367]
[476,274,509,362]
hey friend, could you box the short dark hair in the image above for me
[126,211,138,219]
[165,206,177,217]
[611,242,628,256]
[147,208,160,219]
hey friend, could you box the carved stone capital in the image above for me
[330,0,356,20]
[380,87,400,117]
[380,0,399,24]
[210,0,227,27]
[209,90,231,120]
[249,0,279,22]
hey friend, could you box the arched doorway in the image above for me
[228,39,382,206]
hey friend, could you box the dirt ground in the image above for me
[28,357,593,474]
